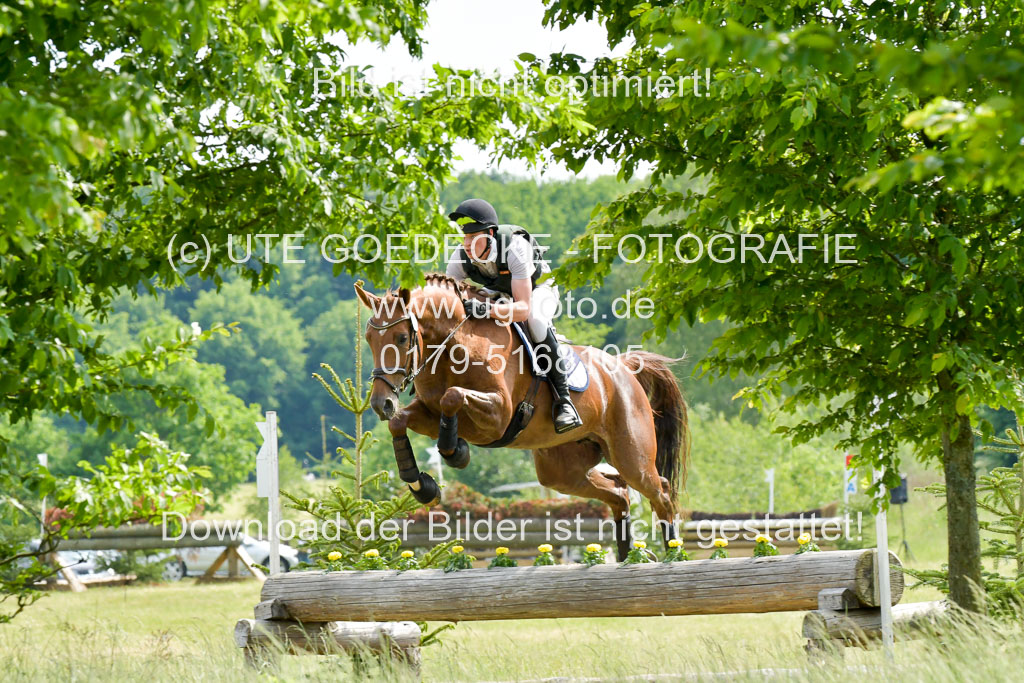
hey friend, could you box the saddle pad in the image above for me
[511,323,589,393]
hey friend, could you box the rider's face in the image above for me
[463,230,494,261]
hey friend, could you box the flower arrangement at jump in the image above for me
[709,537,729,559]
[443,544,475,572]
[489,547,517,568]
[753,534,780,557]
[582,543,609,566]
[533,543,557,566]
[662,538,690,562]
[394,550,419,570]
[795,533,821,554]
[622,539,656,564]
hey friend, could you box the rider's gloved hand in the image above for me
[463,298,492,319]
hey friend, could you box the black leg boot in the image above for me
[536,327,582,434]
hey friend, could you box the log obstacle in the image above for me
[234,618,422,673]
[256,549,901,623]
[803,587,948,653]
[236,549,908,674]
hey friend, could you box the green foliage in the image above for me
[662,542,689,563]
[0,432,210,623]
[906,449,1024,619]
[488,549,517,568]
[683,404,846,513]
[753,538,780,557]
[533,547,556,566]
[709,541,729,560]
[442,546,475,572]
[95,551,171,584]
[286,360,456,574]
[57,293,262,501]
[393,551,420,571]
[190,278,307,411]
[621,541,655,565]
[795,536,822,554]
[538,2,1024,518]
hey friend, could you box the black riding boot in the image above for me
[536,327,582,433]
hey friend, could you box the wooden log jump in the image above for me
[257,549,902,623]
[234,618,422,672]
[803,586,948,653]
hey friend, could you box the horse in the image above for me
[355,273,690,560]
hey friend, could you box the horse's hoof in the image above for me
[410,473,441,506]
[441,438,471,469]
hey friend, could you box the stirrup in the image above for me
[553,398,582,433]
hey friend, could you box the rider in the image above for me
[445,198,583,434]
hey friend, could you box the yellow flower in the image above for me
[755,534,770,544]
[401,550,415,558]
[538,543,553,553]
[327,551,342,562]
[364,548,380,558]
[452,545,464,554]
[713,538,728,548]
[798,533,811,545]
[633,540,647,549]
[586,543,602,553]
[496,547,509,555]
[668,539,682,548]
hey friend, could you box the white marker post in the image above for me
[764,468,775,516]
[256,412,280,576]
[37,453,47,535]
[874,469,894,658]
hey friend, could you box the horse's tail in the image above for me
[619,351,690,506]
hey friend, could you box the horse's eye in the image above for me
[396,333,408,345]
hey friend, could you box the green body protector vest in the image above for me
[457,224,544,295]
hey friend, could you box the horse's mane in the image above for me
[384,272,487,300]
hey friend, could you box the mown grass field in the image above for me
[2,460,1019,682]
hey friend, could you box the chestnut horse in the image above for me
[355,274,690,560]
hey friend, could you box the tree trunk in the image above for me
[942,411,984,613]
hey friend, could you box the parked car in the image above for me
[20,540,119,578]
[160,534,301,581]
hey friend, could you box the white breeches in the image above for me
[527,283,559,343]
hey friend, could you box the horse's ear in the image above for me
[399,288,411,306]
[354,283,380,311]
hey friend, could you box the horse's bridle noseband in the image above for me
[367,309,471,396]
[367,313,422,396]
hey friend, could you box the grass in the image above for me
[2,458,1018,681]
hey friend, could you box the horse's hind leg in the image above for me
[603,412,680,551]
[532,441,633,561]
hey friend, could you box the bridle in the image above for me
[367,308,471,396]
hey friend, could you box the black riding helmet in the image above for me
[449,198,498,234]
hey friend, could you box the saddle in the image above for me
[480,322,589,448]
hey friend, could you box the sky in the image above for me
[337,0,633,180]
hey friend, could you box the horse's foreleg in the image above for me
[388,400,441,505]
[437,387,511,468]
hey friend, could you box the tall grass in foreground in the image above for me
[1,601,1022,682]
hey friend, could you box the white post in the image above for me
[267,411,280,576]
[256,412,281,576]
[764,468,775,516]
[874,469,894,658]
[37,453,47,535]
